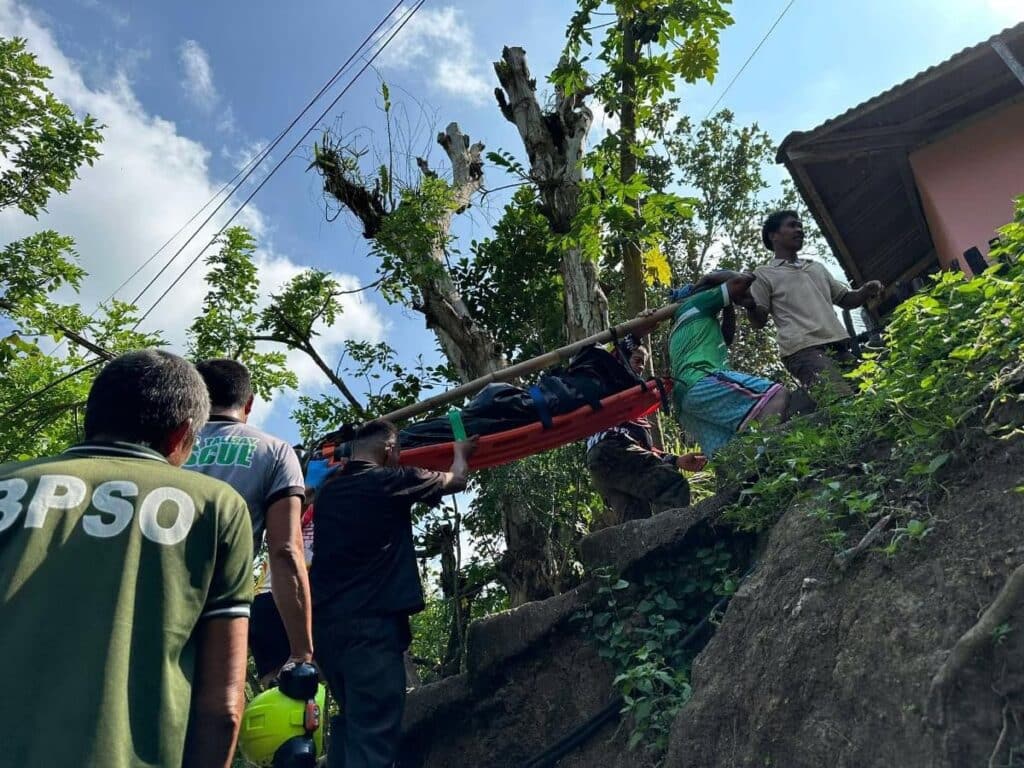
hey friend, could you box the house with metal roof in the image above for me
[777,22,1024,313]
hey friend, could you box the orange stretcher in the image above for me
[397,378,672,472]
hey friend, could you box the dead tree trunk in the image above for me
[314,123,504,382]
[314,112,563,610]
[494,46,608,343]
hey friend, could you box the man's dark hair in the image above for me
[84,349,209,446]
[354,420,398,447]
[195,358,253,410]
[761,209,799,250]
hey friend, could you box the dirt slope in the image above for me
[400,431,1024,767]
[668,436,1024,767]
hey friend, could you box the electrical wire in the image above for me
[44,148,265,357]
[5,2,415,423]
[125,0,407,311]
[42,1,405,359]
[0,358,103,422]
[132,0,427,329]
[702,0,797,120]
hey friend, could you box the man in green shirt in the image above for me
[668,271,791,456]
[0,350,254,768]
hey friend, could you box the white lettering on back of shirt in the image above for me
[25,475,87,528]
[85,481,138,538]
[138,487,195,545]
[0,478,28,533]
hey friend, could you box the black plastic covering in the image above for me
[397,345,642,448]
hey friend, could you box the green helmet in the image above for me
[238,683,327,766]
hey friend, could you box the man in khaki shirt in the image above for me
[748,210,882,397]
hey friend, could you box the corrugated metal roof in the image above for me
[779,21,1024,156]
[775,21,1024,303]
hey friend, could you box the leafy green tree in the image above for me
[0,37,102,217]
[312,113,503,382]
[452,188,566,363]
[0,35,106,459]
[186,227,295,398]
[0,35,102,356]
[554,0,734,317]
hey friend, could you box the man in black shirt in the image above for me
[311,419,476,768]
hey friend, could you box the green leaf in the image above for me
[927,453,951,474]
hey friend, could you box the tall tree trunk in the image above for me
[495,496,560,606]
[619,18,647,318]
[315,109,562,610]
[494,46,608,343]
[418,125,505,381]
[492,46,602,607]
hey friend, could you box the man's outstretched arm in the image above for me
[746,273,771,328]
[836,280,883,309]
[183,617,249,768]
[265,495,314,665]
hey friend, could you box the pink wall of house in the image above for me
[909,99,1024,275]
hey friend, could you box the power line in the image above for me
[43,0,405,360]
[104,147,270,303]
[702,0,797,121]
[44,149,266,357]
[5,2,416,425]
[125,0,407,310]
[0,358,103,422]
[133,0,427,328]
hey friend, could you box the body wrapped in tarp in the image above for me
[308,344,670,473]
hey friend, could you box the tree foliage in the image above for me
[552,0,734,315]
[186,227,295,398]
[452,188,566,363]
[0,34,107,459]
[0,37,102,218]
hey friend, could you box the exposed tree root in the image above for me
[926,563,1024,727]
[834,514,894,571]
[987,701,1011,768]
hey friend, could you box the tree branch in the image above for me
[834,514,894,571]
[493,46,607,341]
[299,341,366,416]
[252,323,366,416]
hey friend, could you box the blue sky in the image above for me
[0,0,1021,444]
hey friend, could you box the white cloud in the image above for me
[76,0,129,28]
[222,138,270,174]
[588,100,620,137]
[0,0,384,424]
[376,5,491,104]
[985,0,1024,23]
[179,39,218,111]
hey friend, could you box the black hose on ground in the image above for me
[520,696,624,768]
[517,563,757,768]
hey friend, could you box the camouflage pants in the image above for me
[586,435,691,529]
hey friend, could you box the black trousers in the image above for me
[314,611,411,768]
[250,592,290,680]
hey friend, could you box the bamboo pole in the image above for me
[376,303,680,425]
